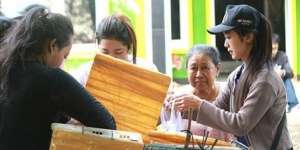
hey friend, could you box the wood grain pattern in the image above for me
[85,53,171,143]
[148,130,232,147]
[50,123,143,150]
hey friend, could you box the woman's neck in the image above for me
[193,83,219,101]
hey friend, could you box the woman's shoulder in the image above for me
[256,65,279,80]
[273,51,288,63]
[276,51,287,58]
[23,61,55,77]
[42,67,69,82]
[30,64,75,84]
[253,66,284,90]
[17,62,69,87]
[135,57,158,72]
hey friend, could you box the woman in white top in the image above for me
[72,14,157,86]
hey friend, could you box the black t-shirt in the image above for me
[0,61,116,149]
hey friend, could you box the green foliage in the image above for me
[108,0,137,29]
[64,57,92,72]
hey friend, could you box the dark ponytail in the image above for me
[0,7,73,99]
[0,16,13,41]
[234,12,273,110]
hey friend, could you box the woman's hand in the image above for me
[172,93,203,112]
[67,118,83,126]
[274,64,285,77]
[163,90,175,111]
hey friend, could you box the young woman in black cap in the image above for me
[172,4,292,149]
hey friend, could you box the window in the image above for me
[171,0,180,39]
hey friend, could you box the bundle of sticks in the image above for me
[148,130,232,147]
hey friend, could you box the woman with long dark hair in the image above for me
[0,7,116,149]
[0,16,12,41]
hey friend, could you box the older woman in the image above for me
[162,44,232,141]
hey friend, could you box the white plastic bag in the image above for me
[160,100,183,132]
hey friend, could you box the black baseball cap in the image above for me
[207,4,261,34]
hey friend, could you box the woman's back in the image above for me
[1,61,66,149]
[0,61,116,149]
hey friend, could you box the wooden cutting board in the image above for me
[85,53,171,142]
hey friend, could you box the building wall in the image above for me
[296,0,300,79]
[286,0,300,80]
[108,0,147,59]
[191,0,214,45]
[171,0,214,80]
[151,0,166,73]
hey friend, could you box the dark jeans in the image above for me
[284,79,299,111]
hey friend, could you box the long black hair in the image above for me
[96,14,137,64]
[0,16,13,41]
[0,7,74,99]
[234,12,273,109]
